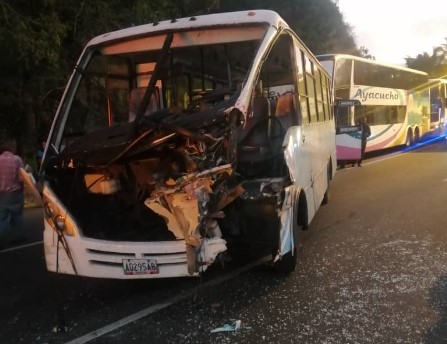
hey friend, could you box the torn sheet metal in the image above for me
[274,185,295,262]
[145,164,234,247]
[198,237,227,271]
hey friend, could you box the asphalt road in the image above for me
[2,137,447,344]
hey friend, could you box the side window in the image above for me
[295,48,309,125]
[315,67,325,121]
[304,56,318,123]
[257,34,297,130]
[322,74,331,120]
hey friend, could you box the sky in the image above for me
[336,0,447,66]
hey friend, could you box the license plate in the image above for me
[122,259,159,275]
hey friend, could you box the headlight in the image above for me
[55,215,66,231]
[43,200,77,236]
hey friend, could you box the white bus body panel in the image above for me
[336,132,362,160]
[365,123,406,152]
[284,126,315,223]
[284,120,335,225]
[43,223,191,279]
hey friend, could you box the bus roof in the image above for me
[316,53,428,76]
[86,10,288,48]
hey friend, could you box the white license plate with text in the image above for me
[122,259,159,275]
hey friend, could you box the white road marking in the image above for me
[64,255,272,344]
[0,241,43,253]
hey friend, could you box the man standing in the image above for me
[356,116,371,167]
[0,139,25,246]
[35,140,46,171]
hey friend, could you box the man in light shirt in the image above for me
[0,138,25,247]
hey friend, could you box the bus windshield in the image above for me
[53,25,266,160]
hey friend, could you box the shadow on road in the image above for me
[423,274,447,343]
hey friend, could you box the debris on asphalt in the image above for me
[210,320,242,333]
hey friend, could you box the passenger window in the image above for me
[296,48,309,125]
[315,68,325,121]
[257,33,297,133]
[304,57,318,123]
[322,74,331,120]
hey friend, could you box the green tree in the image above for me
[0,0,68,156]
[359,46,375,60]
[405,38,447,78]
[215,0,357,55]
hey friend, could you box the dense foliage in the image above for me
[405,42,447,78]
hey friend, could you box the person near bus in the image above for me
[355,116,371,167]
[0,138,26,247]
[35,139,46,171]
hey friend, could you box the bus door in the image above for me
[334,99,361,162]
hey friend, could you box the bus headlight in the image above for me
[55,215,66,231]
[43,201,77,237]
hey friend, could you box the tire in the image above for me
[414,130,420,144]
[405,131,413,147]
[322,188,330,205]
[322,164,331,205]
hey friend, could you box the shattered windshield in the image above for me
[55,25,266,155]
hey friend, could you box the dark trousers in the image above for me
[358,139,367,164]
[0,189,24,240]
